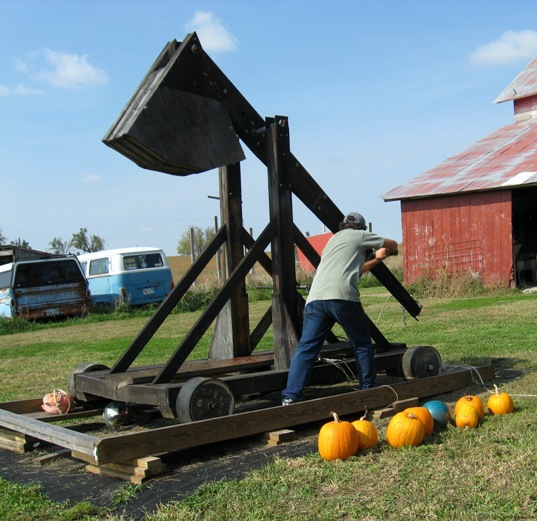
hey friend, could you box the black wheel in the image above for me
[176,377,235,423]
[67,362,110,404]
[401,346,442,380]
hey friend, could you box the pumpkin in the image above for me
[386,411,425,448]
[423,400,451,430]
[487,384,514,415]
[352,411,379,450]
[318,411,360,461]
[455,403,480,428]
[404,406,434,436]
[41,388,75,414]
[454,395,485,419]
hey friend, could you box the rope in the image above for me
[376,384,400,405]
[318,357,401,407]
[376,296,392,322]
[441,364,537,398]
[375,295,408,330]
[319,357,356,385]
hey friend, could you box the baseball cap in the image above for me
[344,212,366,229]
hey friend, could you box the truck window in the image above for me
[14,259,85,288]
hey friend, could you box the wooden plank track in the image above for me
[94,365,494,465]
[0,366,494,467]
[0,409,98,461]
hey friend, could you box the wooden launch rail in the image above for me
[0,365,494,466]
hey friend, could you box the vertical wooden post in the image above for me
[266,116,300,370]
[209,163,251,359]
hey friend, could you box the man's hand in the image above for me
[375,247,392,261]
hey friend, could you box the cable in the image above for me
[375,295,408,330]
[441,364,537,398]
[376,295,392,322]
[319,357,357,386]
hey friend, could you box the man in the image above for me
[282,212,398,405]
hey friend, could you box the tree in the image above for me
[10,238,31,248]
[70,228,105,253]
[0,229,6,245]
[177,225,216,257]
[49,237,71,255]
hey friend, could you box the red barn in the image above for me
[384,57,537,288]
[296,232,333,272]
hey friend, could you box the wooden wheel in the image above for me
[176,377,235,423]
[66,362,110,404]
[401,346,442,380]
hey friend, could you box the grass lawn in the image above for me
[0,289,536,520]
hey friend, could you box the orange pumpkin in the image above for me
[318,411,360,461]
[455,404,480,428]
[404,406,434,437]
[352,411,379,450]
[487,385,514,415]
[454,395,485,419]
[386,411,425,448]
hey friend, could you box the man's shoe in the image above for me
[282,398,296,406]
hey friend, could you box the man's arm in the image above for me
[382,238,399,255]
[360,239,399,274]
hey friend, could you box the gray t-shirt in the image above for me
[306,228,385,303]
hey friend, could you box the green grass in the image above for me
[1,289,537,519]
[0,479,104,520]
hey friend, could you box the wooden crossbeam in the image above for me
[0,366,495,467]
[94,365,494,465]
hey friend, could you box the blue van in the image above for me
[0,256,90,320]
[77,247,174,310]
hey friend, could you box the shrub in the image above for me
[408,269,488,299]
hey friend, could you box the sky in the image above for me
[2,1,537,257]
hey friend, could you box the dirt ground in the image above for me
[0,420,321,520]
[0,364,515,520]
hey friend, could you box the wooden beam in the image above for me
[0,409,97,461]
[267,116,300,369]
[209,163,251,359]
[0,366,494,465]
[152,221,276,384]
[110,226,228,374]
[94,365,494,465]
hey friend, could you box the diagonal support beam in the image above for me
[152,220,277,384]
[110,226,228,374]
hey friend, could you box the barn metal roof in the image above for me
[495,56,537,103]
[383,119,537,201]
[384,57,537,202]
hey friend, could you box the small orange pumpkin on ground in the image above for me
[352,411,379,450]
[318,411,360,461]
[487,384,514,415]
[455,403,480,428]
[386,411,425,448]
[404,406,434,437]
[454,395,485,419]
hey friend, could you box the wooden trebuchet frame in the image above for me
[66,31,425,419]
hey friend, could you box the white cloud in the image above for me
[471,30,537,67]
[0,83,43,96]
[186,11,238,52]
[83,174,102,183]
[31,49,109,89]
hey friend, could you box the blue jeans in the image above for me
[282,299,375,401]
